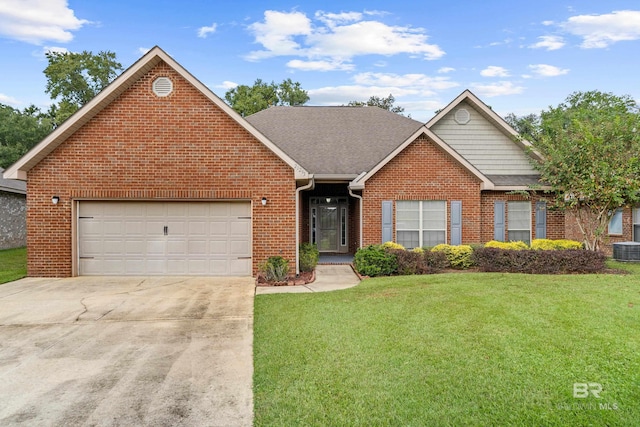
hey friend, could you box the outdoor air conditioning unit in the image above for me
[612,242,640,261]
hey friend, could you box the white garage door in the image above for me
[78,201,251,276]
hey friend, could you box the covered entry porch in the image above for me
[299,183,361,256]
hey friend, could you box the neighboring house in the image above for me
[0,167,27,250]
[2,46,622,277]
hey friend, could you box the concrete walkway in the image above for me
[255,265,360,294]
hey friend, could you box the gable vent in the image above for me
[454,108,470,125]
[152,77,173,97]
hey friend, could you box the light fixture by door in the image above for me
[261,197,267,206]
[52,196,60,205]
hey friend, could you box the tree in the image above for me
[225,78,309,116]
[504,112,540,140]
[528,90,640,250]
[44,50,122,125]
[347,94,406,115]
[0,104,54,168]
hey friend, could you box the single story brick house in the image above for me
[0,167,27,250]
[3,47,636,276]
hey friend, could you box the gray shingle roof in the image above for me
[0,167,26,194]
[246,106,423,175]
[486,174,542,187]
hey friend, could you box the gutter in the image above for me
[295,176,315,274]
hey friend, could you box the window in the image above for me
[634,207,640,242]
[396,201,446,249]
[507,201,531,244]
[608,209,623,235]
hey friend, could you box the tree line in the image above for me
[2,49,639,250]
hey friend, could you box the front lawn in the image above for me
[254,267,640,426]
[0,247,26,284]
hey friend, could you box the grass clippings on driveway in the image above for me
[254,267,640,426]
[0,247,26,284]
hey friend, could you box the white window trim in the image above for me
[396,200,447,248]
[507,201,532,244]
[608,208,623,235]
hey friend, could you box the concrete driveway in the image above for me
[0,276,255,426]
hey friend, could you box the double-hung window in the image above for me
[396,201,446,249]
[608,208,623,235]
[507,201,531,244]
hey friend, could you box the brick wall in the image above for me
[362,134,483,245]
[565,207,635,255]
[0,191,26,249]
[26,61,296,277]
[480,192,565,242]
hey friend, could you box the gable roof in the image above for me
[426,90,544,188]
[3,46,310,181]
[0,167,26,194]
[246,106,423,177]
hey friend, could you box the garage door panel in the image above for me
[79,201,252,276]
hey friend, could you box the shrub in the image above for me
[259,256,290,282]
[382,241,405,250]
[531,239,583,250]
[299,243,319,272]
[412,247,425,254]
[431,244,475,269]
[473,247,605,274]
[353,245,398,277]
[484,240,529,250]
[424,250,449,271]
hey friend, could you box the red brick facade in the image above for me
[26,61,296,276]
[362,134,482,245]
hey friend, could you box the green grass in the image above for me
[254,266,640,426]
[0,247,27,284]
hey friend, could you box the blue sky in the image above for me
[0,0,639,121]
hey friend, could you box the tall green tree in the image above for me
[347,94,406,115]
[225,78,309,116]
[0,104,54,168]
[504,112,539,140]
[44,50,122,125]
[528,90,640,250]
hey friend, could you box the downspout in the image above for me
[349,171,367,250]
[295,176,315,274]
[348,187,364,249]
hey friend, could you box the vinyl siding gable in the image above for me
[430,101,537,176]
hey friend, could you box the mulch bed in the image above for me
[256,270,315,287]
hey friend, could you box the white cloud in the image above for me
[216,81,238,90]
[437,67,455,73]
[309,72,459,105]
[0,93,20,106]
[197,23,217,38]
[527,64,570,77]
[352,72,459,95]
[245,9,445,66]
[529,35,565,50]
[470,81,524,97]
[246,10,312,60]
[480,66,510,77]
[561,10,640,48]
[0,0,88,45]
[138,47,151,55]
[287,59,354,72]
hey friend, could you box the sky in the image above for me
[0,0,639,122]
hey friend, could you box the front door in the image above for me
[311,197,348,253]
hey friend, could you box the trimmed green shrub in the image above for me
[531,239,583,250]
[259,256,290,282]
[382,241,405,250]
[424,250,449,271]
[484,240,529,250]
[431,244,475,269]
[299,243,319,272]
[353,245,398,277]
[473,247,606,274]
